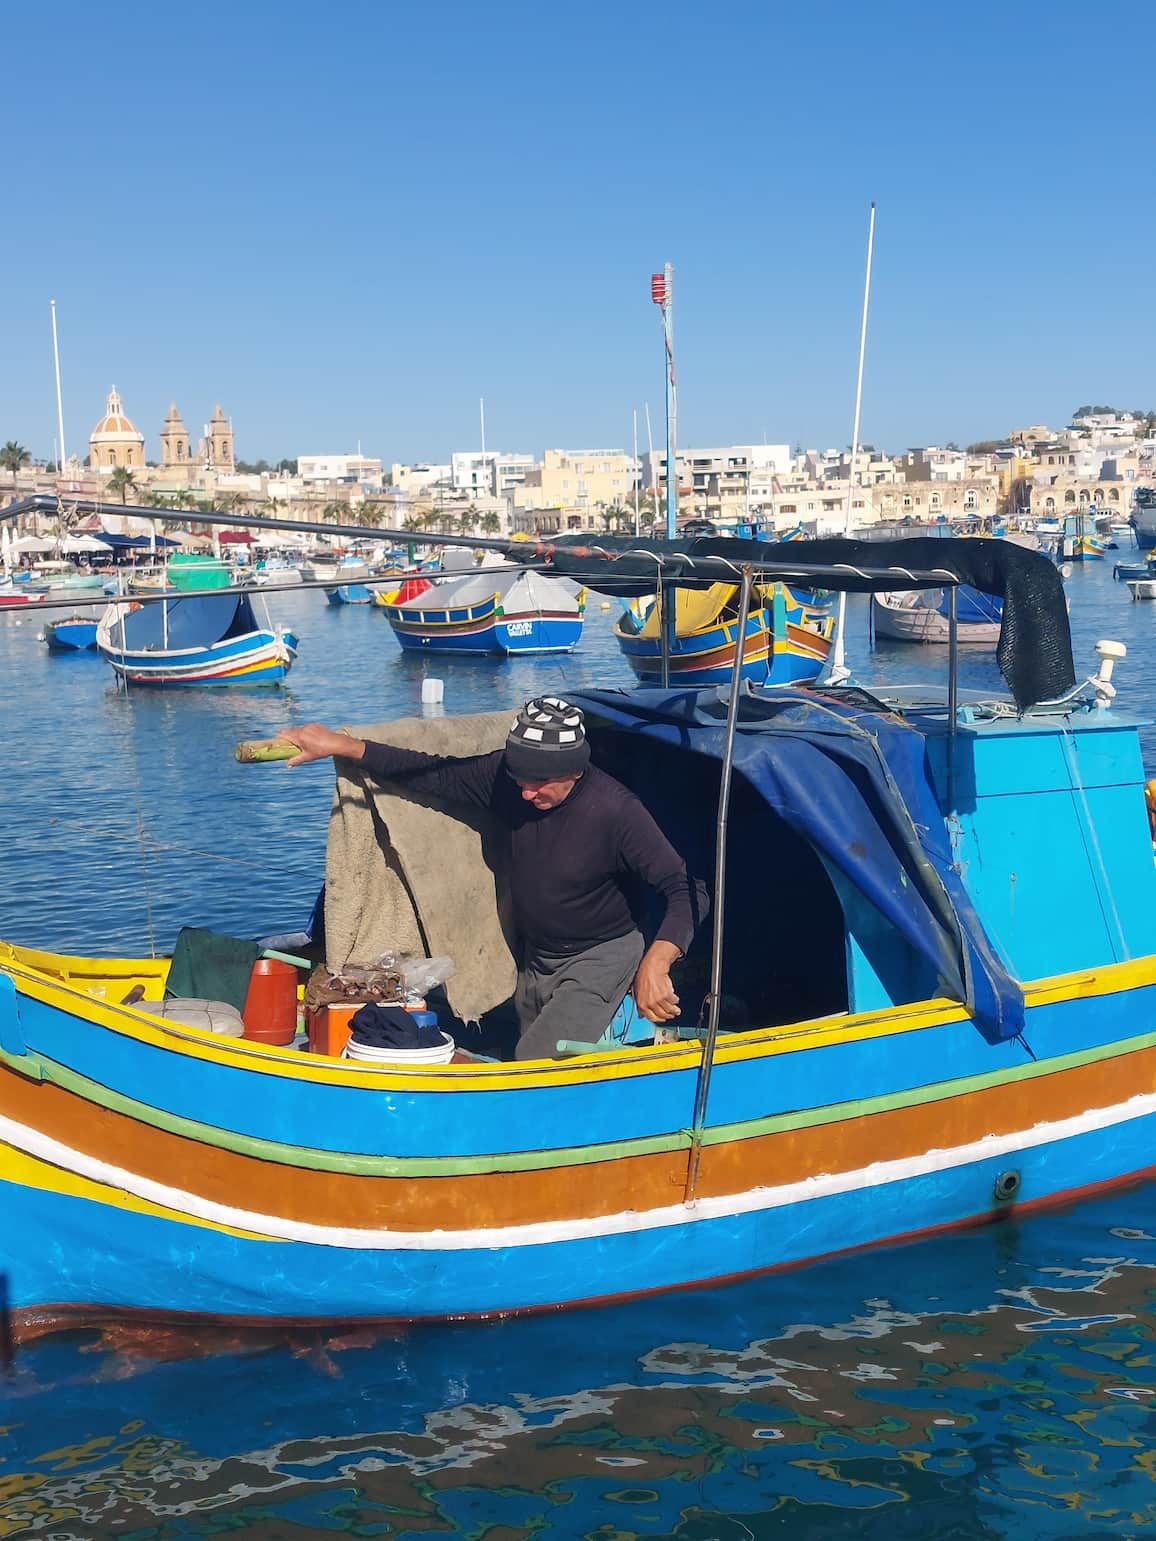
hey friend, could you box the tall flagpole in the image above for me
[50,300,68,477]
[826,201,876,685]
[479,396,486,456]
[651,265,677,537]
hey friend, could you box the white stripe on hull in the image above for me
[2,1087,1154,1251]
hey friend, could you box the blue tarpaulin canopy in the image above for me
[106,592,259,651]
[571,685,1024,1045]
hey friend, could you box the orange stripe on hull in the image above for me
[6,1041,1156,1231]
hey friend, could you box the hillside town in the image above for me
[2,389,1154,540]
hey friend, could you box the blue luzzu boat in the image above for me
[42,615,99,650]
[383,565,585,655]
[615,580,833,685]
[7,531,1156,1335]
[95,589,298,686]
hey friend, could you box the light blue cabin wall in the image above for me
[816,859,939,1014]
[926,718,1156,979]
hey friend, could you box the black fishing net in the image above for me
[505,534,1075,711]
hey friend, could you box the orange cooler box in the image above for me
[307,1003,358,1058]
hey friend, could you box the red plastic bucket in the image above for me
[241,958,298,1044]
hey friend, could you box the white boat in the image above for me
[872,587,1002,645]
[1127,578,1156,601]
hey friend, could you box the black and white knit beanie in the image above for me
[504,696,591,782]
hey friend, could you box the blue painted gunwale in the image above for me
[10,965,1155,1160]
[6,1093,1156,1320]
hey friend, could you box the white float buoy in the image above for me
[421,677,444,704]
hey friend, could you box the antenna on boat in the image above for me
[651,265,677,538]
[825,201,876,687]
[50,300,68,477]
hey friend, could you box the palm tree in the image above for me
[107,466,137,504]
[0,440,30,485]
[480,511,501,536]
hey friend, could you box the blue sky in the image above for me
[5,1,1152,465]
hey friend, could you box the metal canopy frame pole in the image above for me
[947,582,959,810]
[660,578,673,688]
[685,563,755,1204]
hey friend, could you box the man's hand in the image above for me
[275,723,367,769]
[633,940,682,1024]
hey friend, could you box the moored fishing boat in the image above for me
[95,589,298,686]
[323,557,375,605]
[8,531,1156,1334]
[0,581,46,608]
[383,566,585,654]
[42,615,99,650]
[871,584,1002,644]
[1060,511,1108,561]
[1131,486,1156,551]
[615,580,834,685]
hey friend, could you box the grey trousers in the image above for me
[514,930,645,1061]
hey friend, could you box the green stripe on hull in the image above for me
[4,1016,1156,1180]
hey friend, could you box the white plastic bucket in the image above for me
[343,1030,455,1065]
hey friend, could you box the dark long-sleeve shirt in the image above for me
[358,742,707,958]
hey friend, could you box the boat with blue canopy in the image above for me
[95,588,298,686]
[6,504,1156,1334]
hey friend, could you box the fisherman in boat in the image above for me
[277,696,708,1060]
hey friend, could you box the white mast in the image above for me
[826,201,876,685]
[50,300,68,476]
[632,407,641,536]
[644,401,656,526]
[479,396,486,456]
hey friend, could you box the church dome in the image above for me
[91,387,145,444]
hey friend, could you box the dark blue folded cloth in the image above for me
[350,1003,445,1050]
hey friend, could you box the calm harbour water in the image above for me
[2,564,1155,1539]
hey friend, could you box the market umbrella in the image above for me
[12,535,54,554]
[61,534,113,554]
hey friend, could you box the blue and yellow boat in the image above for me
[1060,511,1107,561]
[615,580,834,686]
[383,566,585,655]
[7,534,1156,1336]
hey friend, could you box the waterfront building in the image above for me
[640,444,792,515]
[389,463,451,496]
[451,451,536,499]
[298,455,384,490]
[88,387,146,472]
[512,449,637,517]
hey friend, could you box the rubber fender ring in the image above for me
[994,1169,1021,1203]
